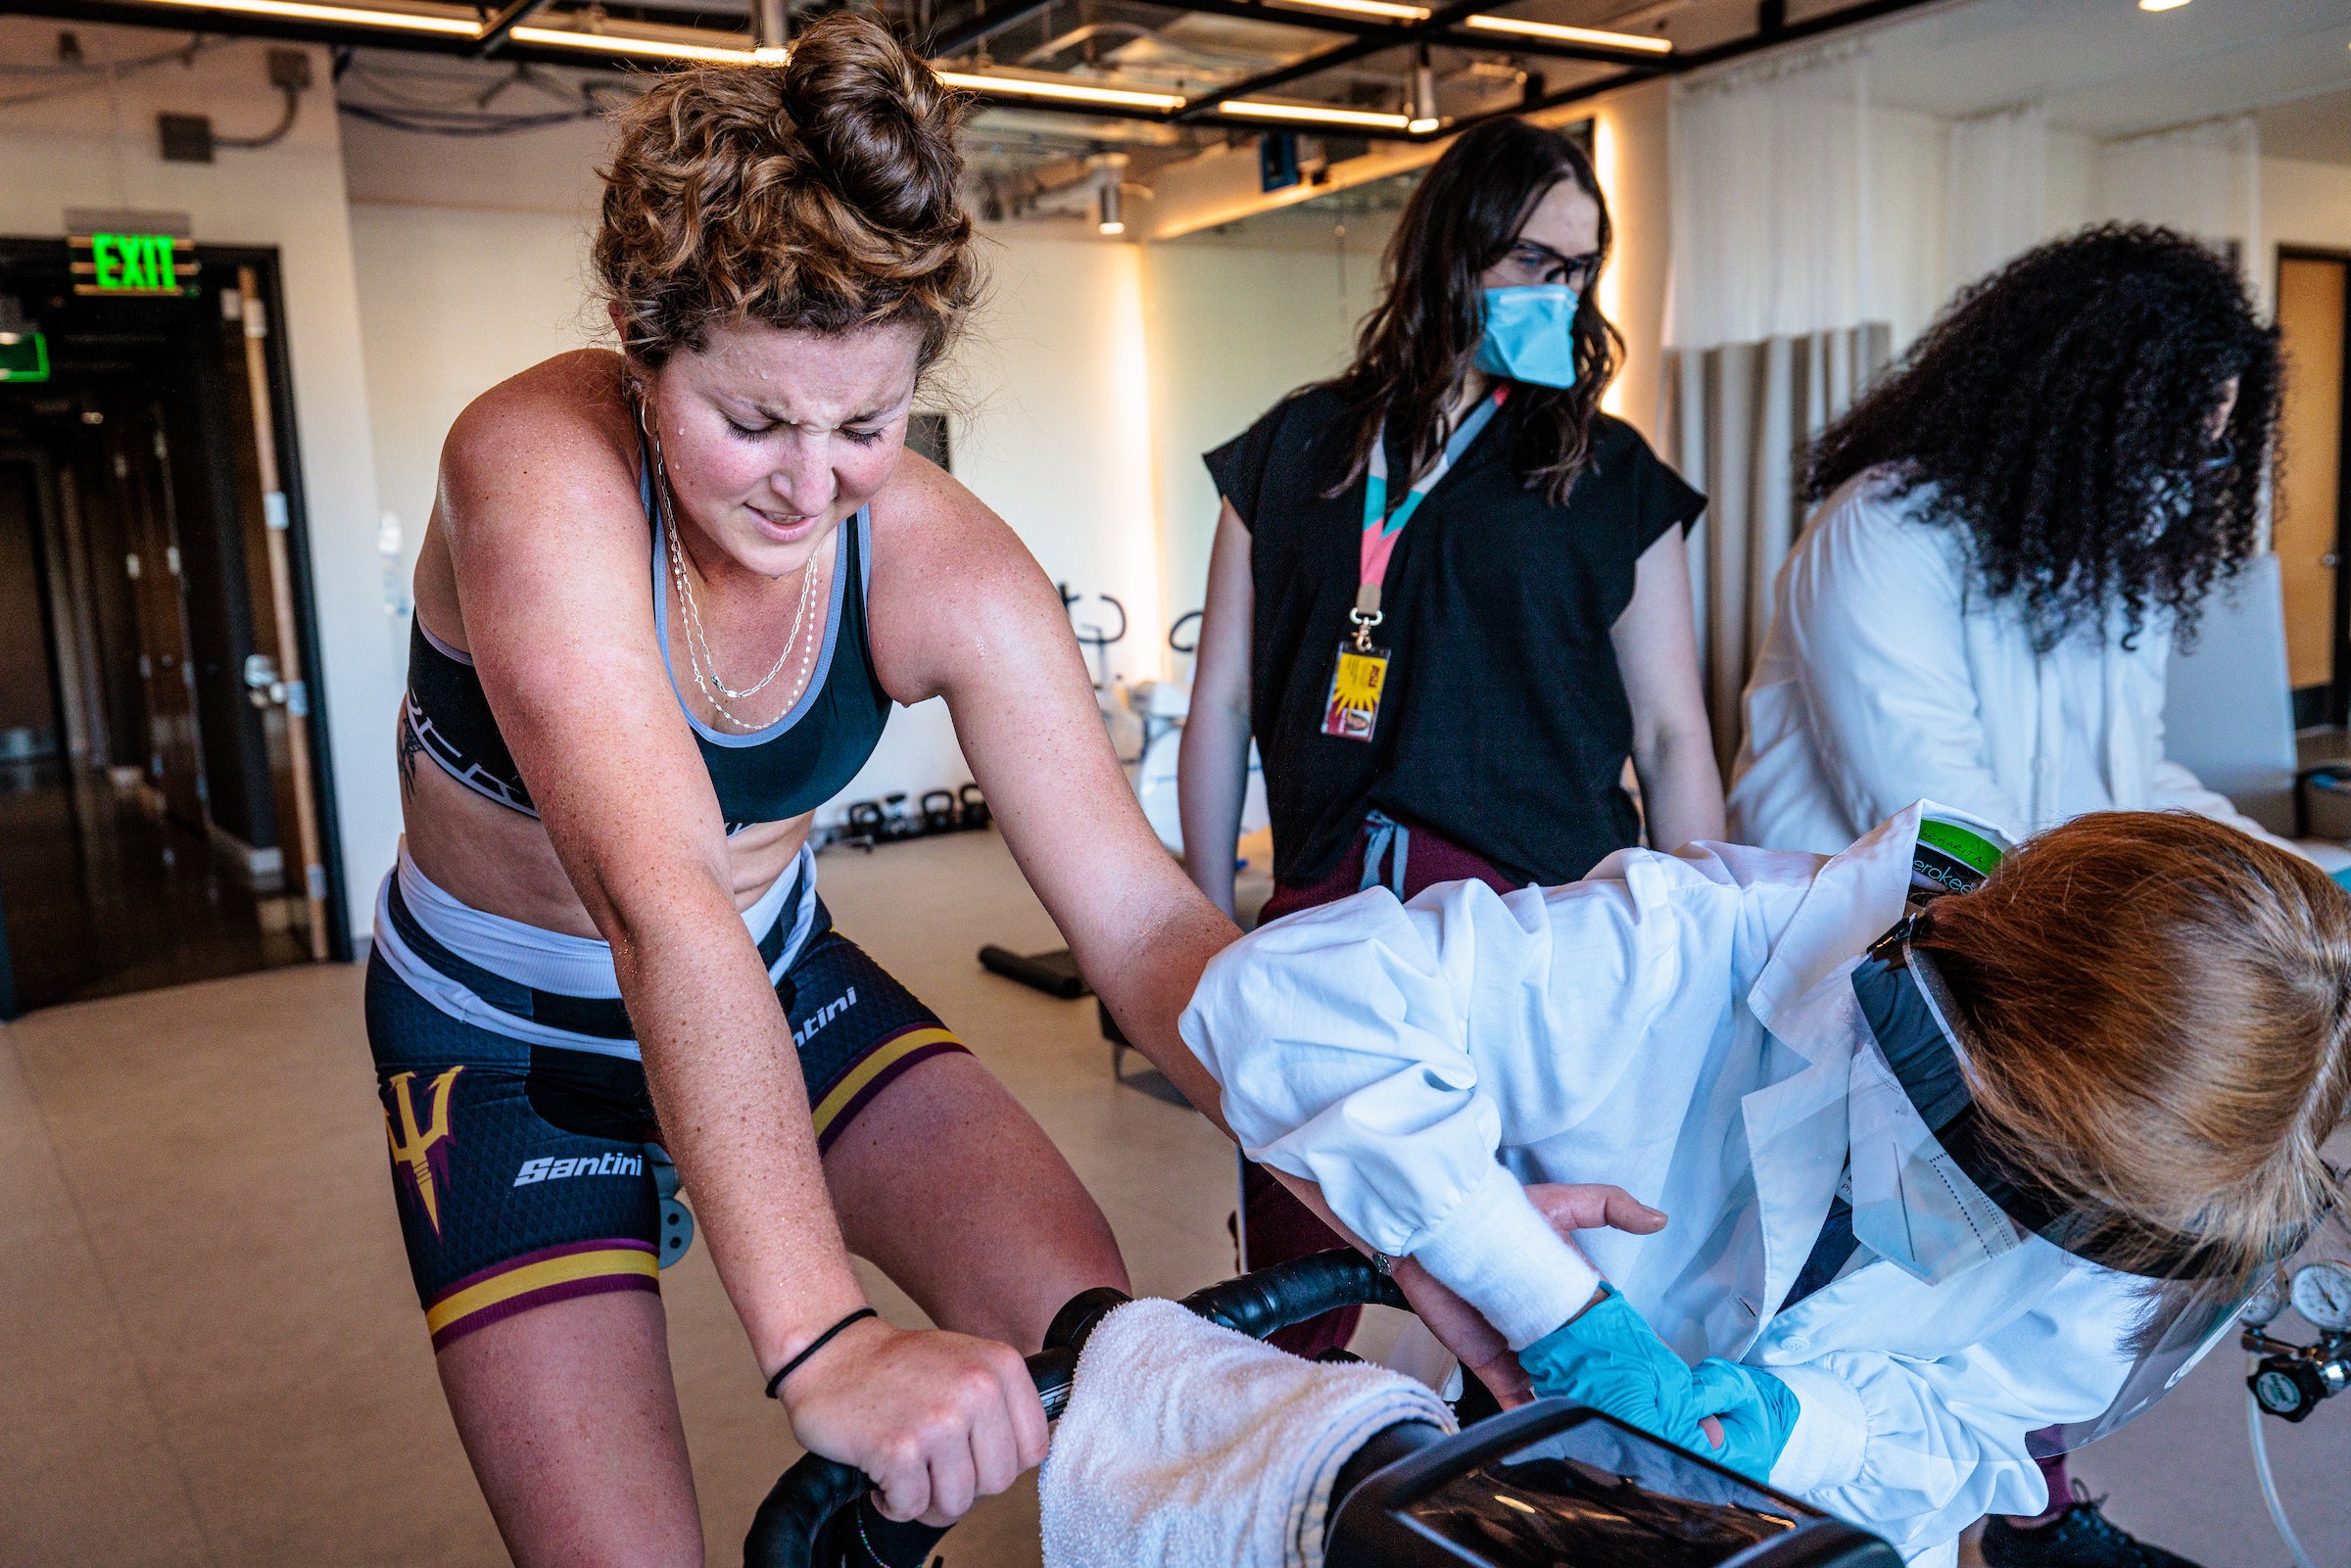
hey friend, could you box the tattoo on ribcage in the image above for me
[399,713,425,794]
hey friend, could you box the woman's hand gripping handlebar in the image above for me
[769,1314,1051,1537]
[744,1252,1408,1568]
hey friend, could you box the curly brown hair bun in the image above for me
[595,11,977,371]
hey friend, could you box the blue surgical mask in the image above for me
[1473,285,1579,388]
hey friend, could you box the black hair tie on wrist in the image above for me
[766,1307,878,1401]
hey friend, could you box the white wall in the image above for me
[0,22,396,942]
[349,203,600,674]
[1141,224,1391,639]
[2267,155,2351,259]
[1588,78,1671,441]
[846,230,1169,811]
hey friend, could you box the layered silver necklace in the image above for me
[646,413,823,733]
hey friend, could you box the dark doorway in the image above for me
[0,240,347,1018]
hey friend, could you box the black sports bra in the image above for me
[402,467,892,832]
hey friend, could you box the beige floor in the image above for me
[4,829,2346,1567]
[0,830,1238,1568]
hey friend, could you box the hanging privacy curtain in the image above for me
[1663,42,1887,760]
[2094,115,2260,275]
[1943,102,2048,301]
[1664,42,1871,354]
[1664,325,1893,772]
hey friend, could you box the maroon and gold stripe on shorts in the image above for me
[424,1238,659,1351]
[808,1025,967,1153]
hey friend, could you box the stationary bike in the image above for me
[743,1251,1900,1568]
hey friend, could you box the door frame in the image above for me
[0,236,353,972]
[0,449,69,1022]
[2279,246,2351,732]
[204,245,353,961]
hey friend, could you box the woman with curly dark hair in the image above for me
[1731,225,2306,858]
[1728,225,2330,1568]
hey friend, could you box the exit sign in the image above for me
[71,230,198,296]
[0,333,48,383]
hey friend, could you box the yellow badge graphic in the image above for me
[1321,644,1389,740]
[385,1066,464,1239]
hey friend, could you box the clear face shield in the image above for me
[1853,931,2310,1453]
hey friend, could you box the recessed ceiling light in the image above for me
[2137,0,2190,11]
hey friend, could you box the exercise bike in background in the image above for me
[744,1249,1899,1568]
[977,595,1264,1013]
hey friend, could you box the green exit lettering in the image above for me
[91,232,178,291]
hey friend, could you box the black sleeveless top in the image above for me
[401,473,893,832]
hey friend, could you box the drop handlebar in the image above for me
[742,1252,1408,1568]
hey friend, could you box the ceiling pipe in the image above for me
[0,0,1939,140]
[474,0,554,56]
[928,0,1055,57]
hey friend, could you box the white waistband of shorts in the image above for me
[373,840,818,1059]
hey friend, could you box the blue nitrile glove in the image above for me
[1519,1287,1798,1482]
[2331,866,2351,891]
[1691,1355,1799,1482]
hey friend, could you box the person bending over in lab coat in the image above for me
[1727,227,2340,882]
[1726,225,2345,1565]
[1180,803,2351,1568]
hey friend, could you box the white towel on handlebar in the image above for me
[1039,1299,1456,1568]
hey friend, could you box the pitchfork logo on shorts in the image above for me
[384,1066,464,1240]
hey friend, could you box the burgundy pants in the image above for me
[1242,813,1518,1358]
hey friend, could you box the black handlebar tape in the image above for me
[743,1347,1080,1568]
[743,1444,868,1568]
[1044,1287,1133,1356]
[1176,1249,1409,1339]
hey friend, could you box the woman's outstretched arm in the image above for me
[868,457,1241,1126]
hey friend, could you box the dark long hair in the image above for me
[1805,224,2279,651]
[1328,117,1620,504]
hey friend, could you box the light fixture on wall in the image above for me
[1458,15,1672,52]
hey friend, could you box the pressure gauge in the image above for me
[2289,1261,2351,1332]
[2241,1266,2290,1330]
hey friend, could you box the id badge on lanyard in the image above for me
[1321,387,1508,740]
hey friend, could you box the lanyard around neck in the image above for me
[1355,386,1508,635]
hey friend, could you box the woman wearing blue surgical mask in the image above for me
[1179,117,1720,1360]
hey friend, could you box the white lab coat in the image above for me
[1727,467,2294,856]
[1179,803,2147,1567]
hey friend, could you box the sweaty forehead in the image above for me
[682,318,922,422]
[1514,179,1602,257]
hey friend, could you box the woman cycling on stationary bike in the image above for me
[368,18,1233,1563]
